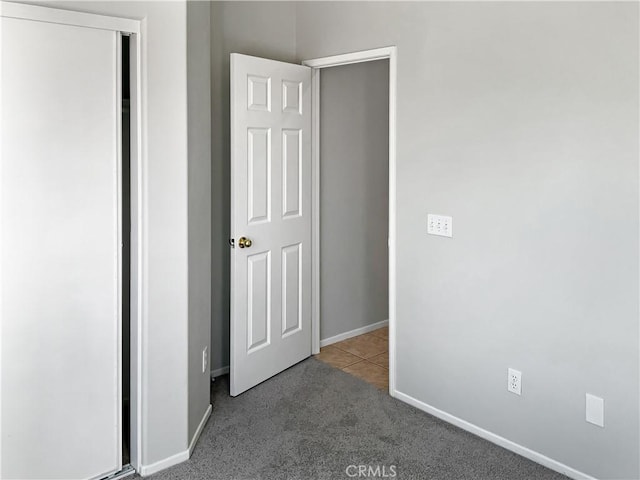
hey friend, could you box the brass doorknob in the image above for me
[238,236,252,248]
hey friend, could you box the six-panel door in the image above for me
[230,54,312,396]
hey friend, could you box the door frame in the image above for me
[0,2,144,474]
[302,46,398,395]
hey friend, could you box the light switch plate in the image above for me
[586,393,604,427]
[428,214,452,238]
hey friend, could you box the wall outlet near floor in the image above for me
[507,368,522,395]
[586,393,604,427]
[202,346,208,373]
[427,214,453,238]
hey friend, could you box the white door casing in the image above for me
[301,46,397,395]
[1,8,124,480]
[230,54,312,396]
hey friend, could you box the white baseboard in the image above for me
[138,449,189,477]
[320,319,388,348]
[393,390,596,480]
[189,404,212,456]
[138,405,212,476]
[211,365,229,378]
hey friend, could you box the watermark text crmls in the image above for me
[345,465,397,478]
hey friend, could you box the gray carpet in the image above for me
[148,358,567,480]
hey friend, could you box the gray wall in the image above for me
[211,1,640,478]
[320,60,389,340]
[187,0,212,442]
[210,1,297,373]
[296,2,639,479]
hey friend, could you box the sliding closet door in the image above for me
[1,14,121,480]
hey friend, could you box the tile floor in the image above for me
[315,326,388,391]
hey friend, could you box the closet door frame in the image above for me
[0,1,145,473]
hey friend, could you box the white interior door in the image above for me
[1,11,122,480]
[230,54,312,396]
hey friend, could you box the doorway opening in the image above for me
[304,47,397,395]
[313,59,390,390]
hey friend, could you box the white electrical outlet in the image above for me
[508,368,522,395]
[202,346,208,373]
[427,214,452,238]
[586,393,604,427]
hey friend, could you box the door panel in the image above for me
[247,251,271,352]
[282,243,302,336]
[247,128,271,224]
[1,16,121,480]
[282,129,302,218]
[231,54,311,396]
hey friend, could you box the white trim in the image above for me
[387,48,397,397]
[310,67,321,356]
[188,404,212,456]
[138,450,189,477]
[0,10,3,471]
[128,24,145,474]
[393,390,596,480]
[320,320,389,348]
[302,47,394,69]
[211,365,230,378]
[0,1,139,33]
[115,32,124,474]
[303,46,398,397]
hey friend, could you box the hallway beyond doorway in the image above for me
[315,327,389,391]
